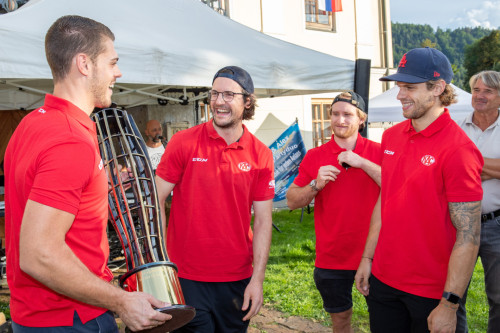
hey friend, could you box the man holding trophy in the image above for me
[4,15,171,332]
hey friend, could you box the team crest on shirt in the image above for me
[238,162,252,172]
[38,108,46,114]
[269,180,275,189]
[98,159,104,170]
[421,155,435,166]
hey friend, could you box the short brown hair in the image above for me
[45,15,115,83]
[242,89,258,120]
[425,80,457,106]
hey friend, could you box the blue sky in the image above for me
[390,0,500,30]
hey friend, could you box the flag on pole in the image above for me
[324,0,343,12]
[268,120,307,202]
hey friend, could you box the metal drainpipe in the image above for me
[380,0,392,91]
[259,0,264,32]
[353,0,359,60]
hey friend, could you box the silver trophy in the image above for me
[92,108,195,332]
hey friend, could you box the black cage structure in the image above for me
[92,108,194,332]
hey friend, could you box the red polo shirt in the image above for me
[4,95,111,326]
[372,110,483,299]
[156,120,275,282]
[293,134,381,270]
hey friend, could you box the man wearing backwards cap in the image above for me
[287,91,381,333]
[155,66,275,332]
[355,47,483,332]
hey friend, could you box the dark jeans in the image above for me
[12,311,118,333]
[367,275,467,333]
[461,216,500,333]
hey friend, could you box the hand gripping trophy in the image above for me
[92,107,195,332]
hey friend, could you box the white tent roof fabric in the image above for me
[0,0,356,110]
[368,84,473,123]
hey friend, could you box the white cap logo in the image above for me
[421,155,435,166]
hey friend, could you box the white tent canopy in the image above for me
[0,0,356,110]
[368,84,473,122]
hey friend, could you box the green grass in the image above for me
[265,209,489,332]
[0,209,488,331]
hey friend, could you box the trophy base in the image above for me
[128,304,196,333]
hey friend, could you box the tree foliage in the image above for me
[463,30,500,90]
[392,23,494,89]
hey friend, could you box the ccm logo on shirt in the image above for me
[421,155,436,166]
[384,150,395,155]
[192,157,208,162]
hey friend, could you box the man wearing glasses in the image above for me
[155,66,275,332]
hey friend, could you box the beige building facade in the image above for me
[198,0,393,147]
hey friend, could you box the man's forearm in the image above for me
[286,184,316,210]
[359,159,381,187]
[444,201,481,297]
[361,194,382,259]
[22,237,127,312]
[251,201,273,282]
[482,157,500,180]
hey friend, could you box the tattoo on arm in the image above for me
[448,201,481,247]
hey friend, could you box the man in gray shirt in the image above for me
[459,70,500,333]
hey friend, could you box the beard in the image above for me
[332,124,359,139]
[403,95,435,120]
[211,107,244,129]
[90,75,112,108]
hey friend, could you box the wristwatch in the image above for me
[442,291,461,304]
[309,179,320,192]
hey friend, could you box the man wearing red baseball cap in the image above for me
[355,47,483,332]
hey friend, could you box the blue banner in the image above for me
[269,121,307,202]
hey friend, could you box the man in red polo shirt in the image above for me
[286,91,381,333]
[355,48,483,333]
[4,15,170,332]
[155,66,274,333]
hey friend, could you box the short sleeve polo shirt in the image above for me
[293,134,381,270]
[372,110,483,299]
[459,112,500,214]
[156,120,275,282]
[4,95,111,326]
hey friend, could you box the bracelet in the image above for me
[362,256,373,261]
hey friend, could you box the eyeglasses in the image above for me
[209,90,246,102]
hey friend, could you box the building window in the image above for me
[305,0,335,32]
[201,0,229,17]
[311,99,332,147]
